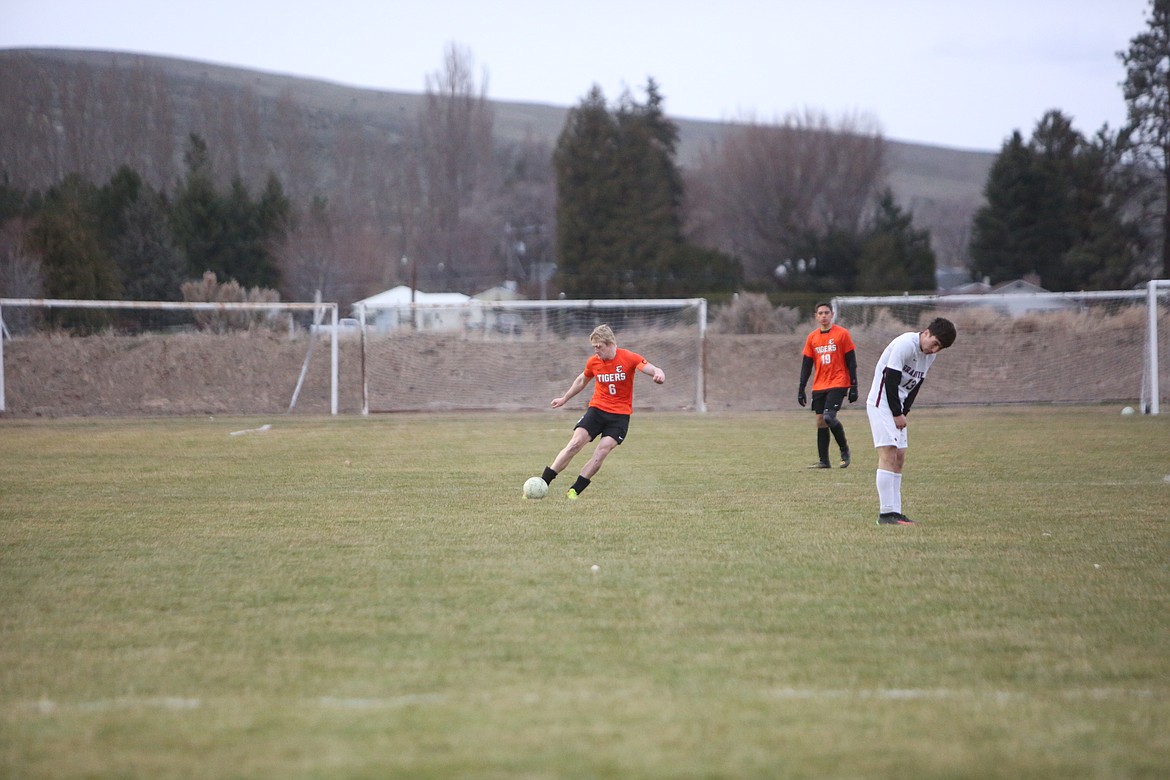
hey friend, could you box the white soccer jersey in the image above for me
[866,331,936,414]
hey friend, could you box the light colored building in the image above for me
[352,286,474,332]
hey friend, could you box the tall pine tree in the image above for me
[971,112,1143,290]
[1120,0,1170,278]
[554,81,736,298]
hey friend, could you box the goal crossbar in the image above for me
[0,298,340,414]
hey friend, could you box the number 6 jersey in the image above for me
[585,348,648,415]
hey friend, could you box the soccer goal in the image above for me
[0,298,341,415]
[831,285,1170,412]
[354,298,708,414]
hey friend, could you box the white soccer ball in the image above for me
[1121,406,1136,416]
[523,476,548,500]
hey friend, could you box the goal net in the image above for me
[0,298,341,416]
[831,285,1170,412]
[356,298,707,413]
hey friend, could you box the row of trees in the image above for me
[970,112,1146,290]
[554,88,937,297]
[0,134,289,304]
[559,0,1170,293]
[6,0,1170,310]
[968,0,1170,289]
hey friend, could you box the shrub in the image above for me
[711,293,800,334]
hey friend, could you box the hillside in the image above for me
[0,48,993,291]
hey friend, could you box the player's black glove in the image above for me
[848,385,858,403]
[797,389,807,407]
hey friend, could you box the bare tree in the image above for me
[686,109,885,284]
[412,43,496,291]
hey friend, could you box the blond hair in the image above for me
[590,324,616,346]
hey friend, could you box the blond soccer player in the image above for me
[538,324,665,499]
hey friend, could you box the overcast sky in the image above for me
[0,0,1153,152]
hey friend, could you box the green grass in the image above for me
[1,407,1168,778]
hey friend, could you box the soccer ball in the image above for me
[523,476,548,500]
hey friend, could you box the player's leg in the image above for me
[810,392,831,468]
[580,435,618,479]
[867,405,911,524]
[822,388,850,466]
[567,412,628,498]
[546,411,602,483]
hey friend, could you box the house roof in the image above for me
[474,282,526,301]
[352,286,471,308]
[991,279,1050,294]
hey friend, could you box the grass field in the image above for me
[1,407,1168,778]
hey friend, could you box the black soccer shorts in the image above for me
[574,407,631,444]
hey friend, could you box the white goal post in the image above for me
[1145,279,1170,415]
[831,283,1170,413]
[0,298,340,415]
[354,298,708,414]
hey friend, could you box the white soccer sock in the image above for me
[876,469,902,515]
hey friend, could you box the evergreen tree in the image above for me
[970,112,1143,290]
[92,165,186,301]
[611,80,683,295]
[170,134,286,290]
[1120,0,1170,278]
[28,174,121,328]
[858,190,936,292]
[171,134,227,280]
[117,190,186,301]
[970,131,1042,284]
[554,82,737,298]
[554,86,622,297]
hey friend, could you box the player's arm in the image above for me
[903,380,924,415]
[882,367,905,416]
[640,361,665,384]
[797,356,813,406]
[551,372,589,408]
[844,349,858,402]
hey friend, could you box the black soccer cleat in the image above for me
[809,461,832,469]
[839,448,851,468]
[877,512,915,525]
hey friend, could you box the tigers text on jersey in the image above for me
[802,324,856,391]
[866,331,936,412]
[585,348,647,415]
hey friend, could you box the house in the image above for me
[938,277,1077,318]
[986,279,1076,317]
[473,281,527,335]
[351,286,474,332]
[473,280,525,302]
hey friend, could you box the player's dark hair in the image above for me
[926,317,957,348]
[815,302,832,312]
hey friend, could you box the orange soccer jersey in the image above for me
[585,348,647,415]
[802,324,855,391]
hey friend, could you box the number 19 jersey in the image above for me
[802,324,855,391]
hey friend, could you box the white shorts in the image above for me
[867,403,908,449]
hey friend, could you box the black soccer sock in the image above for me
[570,475,591,494]
[542,466,558,485]
[829,421,848,450]
[817,428,831,463]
